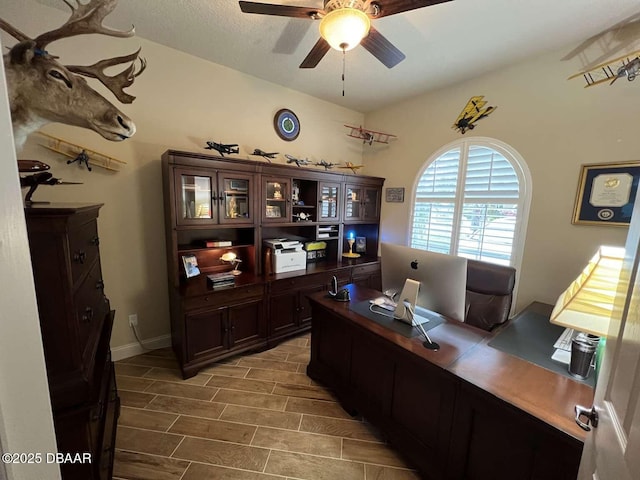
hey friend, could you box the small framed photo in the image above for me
[266,205,281,218]
[572,161,640,226]
[182,254,200,278]
[386,187,405,203]
[355,236,366,253]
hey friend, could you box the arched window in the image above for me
[410,137,531,268]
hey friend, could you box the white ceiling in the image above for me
[35,0,640,113]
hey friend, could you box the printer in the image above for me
[263,238,307,274]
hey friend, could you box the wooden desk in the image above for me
[307,286,593,480]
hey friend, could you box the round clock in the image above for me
[274,109,300,141]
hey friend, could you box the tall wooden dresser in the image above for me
[24,203,119,480]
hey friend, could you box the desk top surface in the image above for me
[308,286,593,443]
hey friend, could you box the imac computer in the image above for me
[380,242,468,323]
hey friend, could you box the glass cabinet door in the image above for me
[344,185,363,221]
[176,169,216,225]
[263,177,290,222]
[362,187,380,221]
[345,184,381,221]
[319,182,341,221]
[219,173,253,224]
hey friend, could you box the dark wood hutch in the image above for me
[162,150,384,378]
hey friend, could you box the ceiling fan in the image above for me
[238,0,453,69]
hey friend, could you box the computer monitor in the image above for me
[380,242,468,322]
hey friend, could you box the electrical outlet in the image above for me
[128,314,138,328]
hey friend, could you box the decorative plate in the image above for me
[274,109,300,141]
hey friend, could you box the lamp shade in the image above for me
[550,245,625,337]
[319,8,371,52]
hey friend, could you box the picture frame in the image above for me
[181,254,200,278]
[385,187,405,203]
[355,236,366,253]
[265,205,281,218]
[572,161,640,226]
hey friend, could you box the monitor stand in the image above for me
[393,279,429,326]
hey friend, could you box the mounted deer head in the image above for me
[1,0,146,151]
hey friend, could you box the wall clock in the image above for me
[274,109,300,141]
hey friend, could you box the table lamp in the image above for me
[220,252,242,275]
[342,231,360,258]
[550,245,625,337]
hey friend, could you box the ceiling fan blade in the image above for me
[299,37,331,68]
[360,26,406,68]
[239,1,320,19]
[370,0,453,18]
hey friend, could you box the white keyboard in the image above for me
[553,328,577,352]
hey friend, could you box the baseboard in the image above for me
[111,334,172,361]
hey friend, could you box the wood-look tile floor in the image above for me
[113,333,420,480]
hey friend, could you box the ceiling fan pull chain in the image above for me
[342,48,346,97]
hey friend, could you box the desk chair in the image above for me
[465,259,516,331]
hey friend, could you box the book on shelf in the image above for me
[207,272,235,283]
[318,233,331,238]
[210,279,235,289]
[202,240,232,248]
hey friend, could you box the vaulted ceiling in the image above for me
[34,0,640,112]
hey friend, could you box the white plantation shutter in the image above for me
[411,139,529,267]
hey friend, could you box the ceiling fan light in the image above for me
[319,8,371,52]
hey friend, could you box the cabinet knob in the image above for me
[96,279,105,290]
[91,236,100,246]
[204,296,209,302]
[82,307,94,323]
[73,251,87,264]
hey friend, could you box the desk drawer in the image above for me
[184,284,264,311]
[271,269,350,294]
[352,263,380,277]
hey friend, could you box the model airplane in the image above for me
[339,162,364,174]
[18,161,82,205]
[251,149,278,161]
[38,133,127,172]
[293,212,312,222]
[285,154,311,167]
[452,96,497,134]
[205,141,239,156]
[345,125,397,145]
[569,50,640,87]
[315,159,336,170]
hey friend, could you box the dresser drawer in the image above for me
[184,284,264,311]
[75,261,110,365]
[69,219,101,288]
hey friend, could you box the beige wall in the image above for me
[364,47,639,311]
[4,0,365,350]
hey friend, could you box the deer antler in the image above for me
[67,49,146,104]
[0,18,30,42]
[34,0,134,49]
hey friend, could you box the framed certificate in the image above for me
[573,161,640,226]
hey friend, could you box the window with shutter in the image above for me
[411,138,530,268]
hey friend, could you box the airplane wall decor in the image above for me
[452,96,497,134]
[338,162,364,174]
[315,159,336,170]
[38,133,127,172]
[285,154,311,167]
[568,50,640,87]
[344,125,397,145]
[205,141,239,156]
[251,149,278,162]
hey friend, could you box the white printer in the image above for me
[263,238,307,274]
